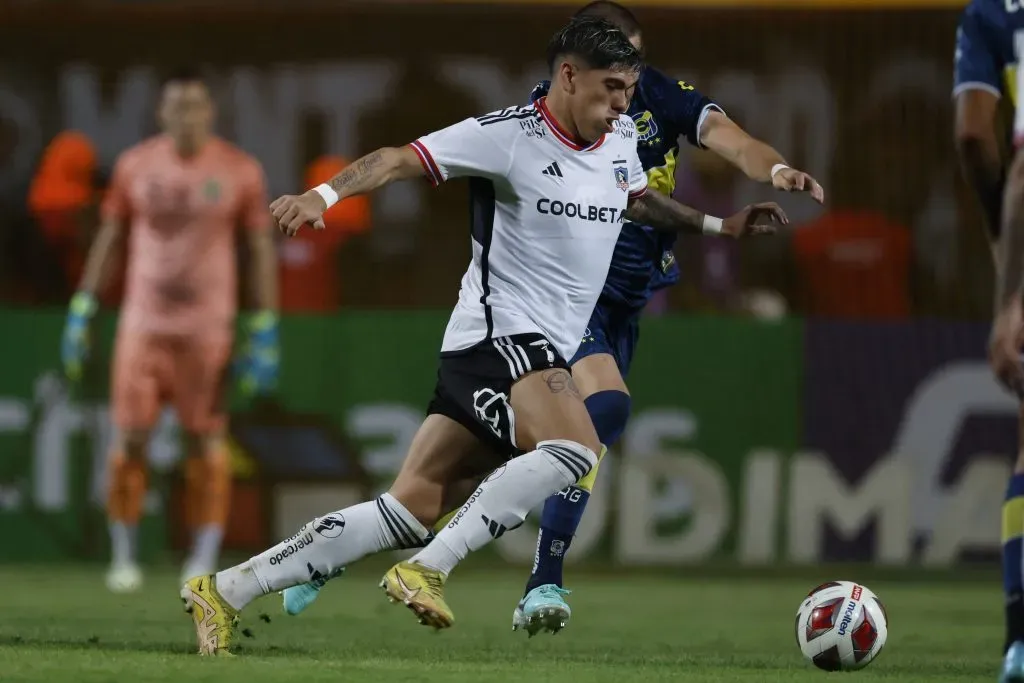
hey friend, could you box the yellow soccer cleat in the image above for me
[180,575,240,656]
[380,561,454,630]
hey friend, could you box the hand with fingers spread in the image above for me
[722,202,788,238]
[771,165,826,204]
[270,191,327,237]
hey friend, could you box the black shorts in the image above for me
[426,333,569,458]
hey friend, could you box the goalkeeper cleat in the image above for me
[380,561,454,630]
[281,566,345,616]
[1002,641,1024,683]
[180,575,240,656]
[512,584,571,637]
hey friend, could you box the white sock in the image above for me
[410,439,596,576]
[109,522,138,567]
[188,524,223,569]
[215,493,427,610]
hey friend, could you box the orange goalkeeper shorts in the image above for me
[111,331,232,435]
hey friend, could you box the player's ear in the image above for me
[558,61,577,94]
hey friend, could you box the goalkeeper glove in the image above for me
[61,291,98,383]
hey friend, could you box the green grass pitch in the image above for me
[0,563,1003,682]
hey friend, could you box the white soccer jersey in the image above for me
[410,97,648,362]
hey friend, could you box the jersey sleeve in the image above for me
[239,159,271,232]
[408,115,514,187]
[627,141,648,200]
[100,152,133,223]
[646,67,723,149]
[953,3,1004,99]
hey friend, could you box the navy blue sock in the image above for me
[523,390,630,596]
[1005,473,1024,651]
[525,486,590,593]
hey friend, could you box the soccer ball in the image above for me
[795,581,888,671]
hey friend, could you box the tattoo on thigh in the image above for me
[543,369,580,398]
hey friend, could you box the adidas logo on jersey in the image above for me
[542,162,564,179]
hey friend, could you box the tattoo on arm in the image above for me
[542,369,581,399]
[327,150,384,196]
[624,191,705,234]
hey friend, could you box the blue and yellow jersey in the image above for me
[953,0,1023,107]
[531,66,721,310]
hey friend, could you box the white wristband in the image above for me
[702,214,723,235]
[770,163,790,179]
[312,183,339,210]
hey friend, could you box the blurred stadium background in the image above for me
[0,0,1011,680]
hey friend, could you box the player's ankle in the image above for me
[215,563,263,611]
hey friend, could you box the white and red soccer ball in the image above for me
[795,580,889,671]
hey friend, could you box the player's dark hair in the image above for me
[573,1,643,39]
[546,15,642,74]
[160,65,207,89]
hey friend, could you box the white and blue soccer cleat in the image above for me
[1001,641,1024,683]
[511,584,571,637]
[280,565,344,616]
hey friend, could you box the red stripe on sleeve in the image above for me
[409,140,443,187]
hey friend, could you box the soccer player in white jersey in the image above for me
[179,16,784,654]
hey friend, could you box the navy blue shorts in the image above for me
[568,300,640,377]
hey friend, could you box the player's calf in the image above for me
[409,438,597,577]
[212,492,430,614]
[525,446,606,595]
[521,379,625,594]
[281,417,491,619]
[180,434,232,582]
[106,430,150,592]
[281,505,463,616]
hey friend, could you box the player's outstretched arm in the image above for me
[271,145,423,236]
[700,111,824,204]
[624,189,787,238]
[990,148,1024,395]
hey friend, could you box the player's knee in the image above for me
[183,431,225,460]
[575,446,605,493]
[118,430,150,461]
[537,439,599,486]
[584,390,631,447]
